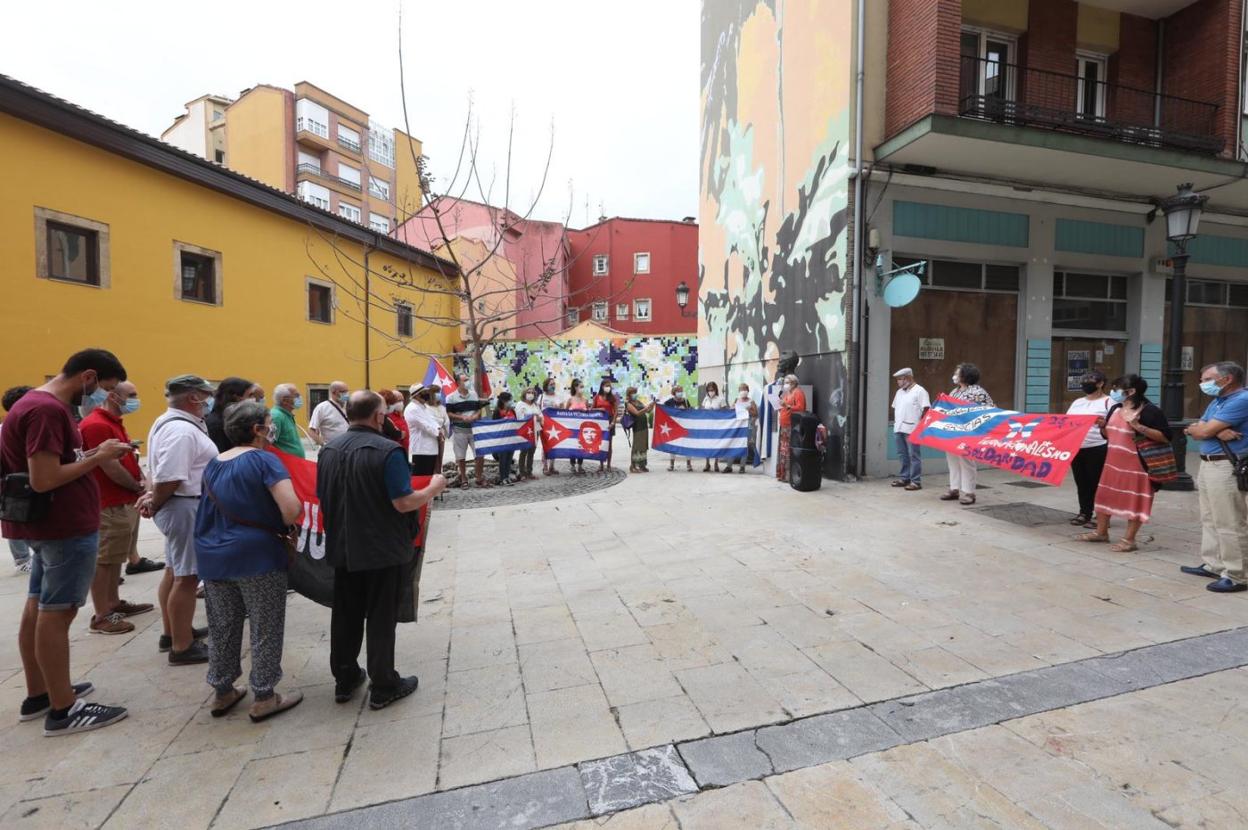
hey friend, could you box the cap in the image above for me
[892,368,914,378]
[166,374,216,394]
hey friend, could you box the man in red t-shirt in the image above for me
[0,348,132,735]
[80,380,153,635]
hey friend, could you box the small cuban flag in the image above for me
[472,417,536,455]
[421,357,458,398]
[652,405,752,461]
[540,408,612,461]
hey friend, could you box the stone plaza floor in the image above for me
[1,452,1246,828]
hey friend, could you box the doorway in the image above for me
[1050,338,1125,413]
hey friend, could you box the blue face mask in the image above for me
[122,398,141,415]
[1109,390,1127,404]
[201,396,215,415]
[293,396,304,411]
[1200,380,1223,397]
[84,384,108,407]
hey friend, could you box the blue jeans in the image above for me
[895,431,922,484]
[495,452,514,481]
[9,538,31,566]
[26,533,98,611]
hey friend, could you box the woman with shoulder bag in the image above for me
[1078,374,1172,553]
[194,401,304,722]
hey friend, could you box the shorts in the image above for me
[27,533,98,611]
[97,503,140,565]
[153,495,199,577]
[452,429,475,461]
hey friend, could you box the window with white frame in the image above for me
[369,176,390,200]
[1076,53,1107,119]
[592,301,608,321]
[633,298,652,321]
[592,254,609,276]
[634,252,651,274]
[369,212,390,233]
[295,99,329,138]
[337,163,361,189]
[297,150,321,175]
[616,303,629,320]
[337,123,361,153]
[368,120,395,167]
[959,29,1017,115]
[338,201,361,223]
[297,181,331,210]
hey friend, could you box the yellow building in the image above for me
[161,81,425,233]
[0,74,459,443]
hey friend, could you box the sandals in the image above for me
[959,495,976,506]
[939,491,960,501]
[1070,514,1091,526]
[1077,531,1110,543]
[1109,540,1139,553]
[211,687,247,718]
[249,690,304,722]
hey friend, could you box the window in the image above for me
[295,99,329,138]
[592,301,608,321]
[616,303,630,320]
[368,121,395,167]
[1053,272,1128,331]
[369,212,390,233]
[1076,54,1108,120]
[35,208,109,288]
[174,241,222,305]
[307,384,330,413]
[1170,277,1248,308]
[369,176,391,200]
[634,298,652,321]
[307,280,334,323]
[298,181,331,210]
[214,149,225,164]
[337,123,361,153]
[338,201,361,223]
[567,308,580,326]
[211,109,224,122]
[634,252,651,274]
[337,163,361,190]
[297,150,321,175]
[894,258,1019,293]
[959,29,1017,117]
[593,255,609,276]
[396,302,413,337]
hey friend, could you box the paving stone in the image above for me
[754,709,902,773]
[439,468,625,510]
[438,725,537,790]
[579,745,697,815]
[676,731,773,787]
[1084,635,1247,691]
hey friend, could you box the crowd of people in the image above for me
[889,360,1248,593]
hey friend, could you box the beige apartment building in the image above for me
[162,82,424,233]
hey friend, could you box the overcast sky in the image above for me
[1,0,699,226]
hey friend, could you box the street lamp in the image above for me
[675,280,696,318]
[1158,182,1208,491]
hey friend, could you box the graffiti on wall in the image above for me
[699,0,853,475]
[478,336,698,401]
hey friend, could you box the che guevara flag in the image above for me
[472,417,536,454]
[267,447,431,621]
[652,405,752,460]
[540,408,611,461]
[908,395,1098,485]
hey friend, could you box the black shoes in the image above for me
[159,625,209,653]
[335,668,368,703]
[168,640,210,665]
[125,557,165,575]
[43,699,128,736]
[19,682,94,722]
[368,676,419,710]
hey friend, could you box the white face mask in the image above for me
[388,402,402,414]
[739,390,749,399]
[951,374,961,385]
[524,393,535,402]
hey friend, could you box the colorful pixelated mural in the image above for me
[700,0,853,476]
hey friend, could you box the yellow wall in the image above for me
[223,86,288,192]
[962,0,1029,33]
[394,129,425,224]
[1077,4,1120,53]
[0,112,458,443]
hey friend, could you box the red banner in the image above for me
[908,395,1098,486]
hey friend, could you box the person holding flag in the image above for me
[446,373,489,489]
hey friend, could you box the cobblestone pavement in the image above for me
[2,450,1246,829]
[438,467,626,510]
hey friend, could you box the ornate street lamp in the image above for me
[675,280,696,318]
[1158,182,1208,491]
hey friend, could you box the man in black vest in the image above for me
[318,391,446,710]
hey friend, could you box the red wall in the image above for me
[1164,0,1241,155]
[1108,13,1158,128]
[566,218,698,335]
[884,0,962,138]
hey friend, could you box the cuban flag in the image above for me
[472,417,536,454]
[540,408,611,461]
[421,357,458,397]
[652,405,751,460]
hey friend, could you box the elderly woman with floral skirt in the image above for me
[776,374,806,482]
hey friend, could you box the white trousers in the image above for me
[947,453,978,495]
[1198,459,1248,584]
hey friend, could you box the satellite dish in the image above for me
[882,273,921,308]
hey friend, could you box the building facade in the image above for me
[1,74,458,443]
[162,82,424,235]
[566,217,699,336]
[701,0,1248,480]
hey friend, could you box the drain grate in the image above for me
[969,501,1074,527]
[1004,480,1049,489]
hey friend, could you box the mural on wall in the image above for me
[699,0,853,476]
[475,336,698,402]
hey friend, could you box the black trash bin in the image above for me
[790,413,822,492]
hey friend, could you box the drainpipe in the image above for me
[363,243,374,389]
[1153,20,1164,128]
[849,0,868,478]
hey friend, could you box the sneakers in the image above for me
[125,557,165,575]
[168,640,210,665]
[158,625,209,653]
[114,600,154,617]
[15,559,31,573]
[368,675,419,710]
[43,698,128,737]
[335,667,368,703]
[89,612,135,635]
[19,681,95,722]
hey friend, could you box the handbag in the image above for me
[202,476,299,560]
[0,472,52,523]
[1133,434,1178,485]
[1219,441,1248,493]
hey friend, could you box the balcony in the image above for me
[338,135,362,155]
[296,162,323,177]
[957,56,1221,155]
[295,163,362,194]
[295,116,333,151]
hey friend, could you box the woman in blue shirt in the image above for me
[195,401,304,721]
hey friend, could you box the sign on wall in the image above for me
[1181,346,1194,371]
[1066,350,1090,391]
[918,338,945,360]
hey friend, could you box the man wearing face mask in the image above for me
[1182,362,1248,593]
[309,381,351,447]
[79,381,152,635]
[270,383,306,458]
[142,375,219,665]
[446,373,488,488]
[889,368,930,491]
[663,386,694,471]
[318,391,447,709]
[1,348,133,735]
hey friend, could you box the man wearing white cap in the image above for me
[890,368,930,491]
